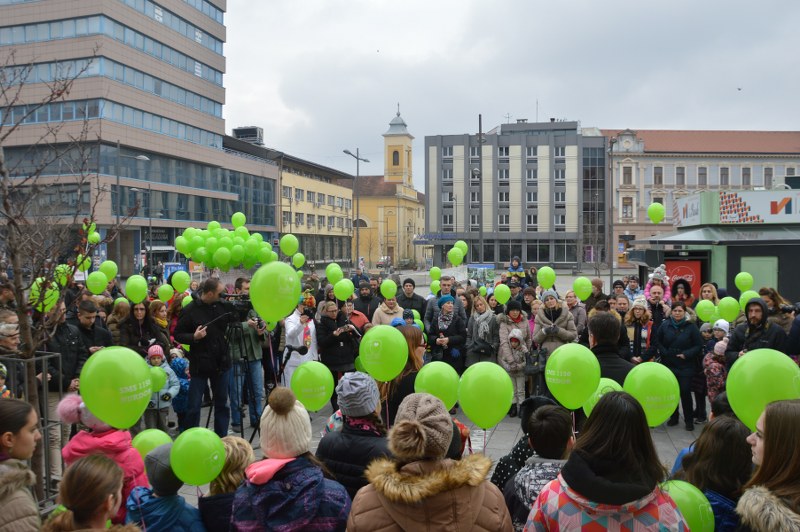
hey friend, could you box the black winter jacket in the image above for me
[591,343,634,386]
[45,322,88,392]
[726,310,788,370]
[198,491,235,532]
[70,322,113,353]
[315,423,390,499]
[119,317,170,358]
[353,294,381,322]
[396,292,427,319]
[174,299,237,378]
[316,313,358,372]
[655,318,703,378]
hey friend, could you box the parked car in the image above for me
[397,258,416,270]
[376,256,391,269]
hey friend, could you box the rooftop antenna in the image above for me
[504,113,512,124]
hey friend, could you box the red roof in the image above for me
[602,129,800,155]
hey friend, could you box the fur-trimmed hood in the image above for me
[737,486,800,531]
[0,458,35,500]
[0,458,39,531]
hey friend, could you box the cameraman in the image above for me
[174,278,238,437]
[227,277,266,433]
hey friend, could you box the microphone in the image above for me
[285,345,309,356]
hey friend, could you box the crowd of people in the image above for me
[0,258,798,530]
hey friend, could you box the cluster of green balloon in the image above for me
[173,213,278,271]
[726,348,800,431]
[131,429,172,460]
[572,277,592,301]
[84,260,120,296]
[358,325,408,382]
[446,240,468,266]
[660,480,715,532]
[79,346,152,429]
[170,428,226,485]
[538,266,556,289]
[647,202,665,224]
[459,362,513,428]
[83,221,102,246]
[290,361,334,411]
[622,363,680,427]
[250,261,301,324]
[545,344,600,410]
[414,362,459,410]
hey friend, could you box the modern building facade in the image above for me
[423,120,608,269]
[1,0,281,276]
[605,129,800,267]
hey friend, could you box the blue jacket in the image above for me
[169,358,191,414]
[198,491,235,532]
[125,486,206,532]
[704,488,740,531]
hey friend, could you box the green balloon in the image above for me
[582,377,623,417]
[175,236,189,255]
[189,236,203,252]
[183,227,197,240]
[623,362,680,427]
[494,284,511,304]
[695,300,716,322]
[292,253,305,268]
[205,237,219,255]
[734,271,754,292]
[739,290,760,312]
[648,202,666,224]
[80,346,151,429]
[76,254,91,272]
[29,277,59,312]
[354,356,365,373]
[230,244,245,264]
[250,261,301,323]
[325,263,343,285]
[244,238,259,257]
[359,325,409,382]
[411,309,420,320]
[479,285,487,297]
[193,247,208,263]
[458,362,514,429]
[87,231,101,244]
[296,270,304,281]
[718,296,740,322]
[150,365,167,391]
[572,277,592,301]
[219,236,233,250]
[726,348,800,431]
[207,220,221,232]
[234,226,249,239]
[380,279,397,299]
[131,429,172,460]
[114,297,127,307]
[157,284,174,302]
[99,260,118,280]
[430,280,440,295]
[257,247,272,264]
[231,211,246,228]
[182,295,193,308]
[242,257,257,270]
[661,481,715,532]
[86,271,108,295]
[414,319,423,329]
[538,266,556,289]
[125,275,148,304]
[213,247,231,267]
[279,234,299,256]
[415,361,459,410]
[83,221,96,234]
[545,343,601,410]
[334,279,355,301]
[447,247,464,266]
[252,232,264,242]
[171,271,190,292]
[454,240,468,257]
[429,267,441,281]
[170,428,225,485]
[55,264,71,287]
[290,361,334,412]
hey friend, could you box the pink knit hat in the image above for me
[147,344,164,361]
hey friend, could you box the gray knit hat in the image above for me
[145,443,183,496]
[389,393,453,460]
[541,289,558,302]
[336,372,380,418]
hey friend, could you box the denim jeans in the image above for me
[187,369,230,438]
[229,359,264,427]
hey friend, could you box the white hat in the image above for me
[259,387,312,459]
[712,319,730,334]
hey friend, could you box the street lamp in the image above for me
[115,141,149,277]
[343,148,369,269]
[130,184,161,276]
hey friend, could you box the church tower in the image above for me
[383,106,414,186]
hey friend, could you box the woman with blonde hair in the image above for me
[624,298,654,363]
[106,299,130,345]
[379,325,424,426]
[148,300,171,350]
[697,283,719,306]
[200,436,255,531]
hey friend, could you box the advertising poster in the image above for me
[665,260,702,298]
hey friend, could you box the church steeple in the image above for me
[383,105,414,185]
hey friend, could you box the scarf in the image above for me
[345,415,383,437]
[438,310,454,332]
[509,312,524,324]
[154,317,168,329]
[474,310,494,341]
[670,316,687,329]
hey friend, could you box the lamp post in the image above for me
[343,148,369,269]
[115,141,149,277]
[130,183,161,276]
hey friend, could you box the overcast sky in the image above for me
[224,0,800,191]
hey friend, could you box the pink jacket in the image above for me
[62,429,148,524]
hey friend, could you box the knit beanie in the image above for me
[699,322,712,333]
[506,299,522,313]
[714,337,729,357]
[389,393,453,461]
[631,297,648,311]
[147,344,164,361]
[650,264,668,283]
[613,280,625,289]
[402,309,414,321]
[145,443,184,496]
[259,387,312,459]
[57,393,112,433]
[541,289,558,302]
[359,281,371,290]
[336,372,380,418]
[438,294,455,308]
[713,319,730,334]
[403,278,415,288]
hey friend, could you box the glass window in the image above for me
[742,167,751,186]
[698,167,707,187]
[764,168,773,188]
[720,167,729,186]
[622,197,633,218]
[676,166,685,186]
[653,167,663,186]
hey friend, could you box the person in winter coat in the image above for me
[533,290,578,360]
[526,391,688,531]
[623,275,644,303]
[703,320,729,403]
[428,295,467,375]
[498,300,533,417]
[126,443,205,532]
[371,297,404,326]
[317,301,358,412]
[624,298,654,363]
[655,301,703,431]
[504,405,574,532]
[348,393,513,531]
[696,282,719,307]
[343,298,370,335]
[588,312,634,386]
[43,454,140,532]
[671,415,752,531]
[0,398,42,532]
[316,372,391,499]
[354,282,381,322]
[423,275,468,333]
[143,345,180,432]
[737,399,800,531]
[564,291,587,338]
[71,299,113,355]
[582,279,607,313]
[199,436,255,532]
[106,299,130,345]
[57,394,148,525]
[231,387,351,531]
[758,286,794,334]
[315,284,337,322]
[466,295,500,366]
[643,265,671,302]
[396,278,427,318]
[508,256,526,284]
[725,298,787,369]
[120,300,170,358]
[379,325,425,427]
[169,357,191,433]
[280,299,319,388]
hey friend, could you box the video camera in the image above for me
[780,303,800,314]
[221,292,265,327]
